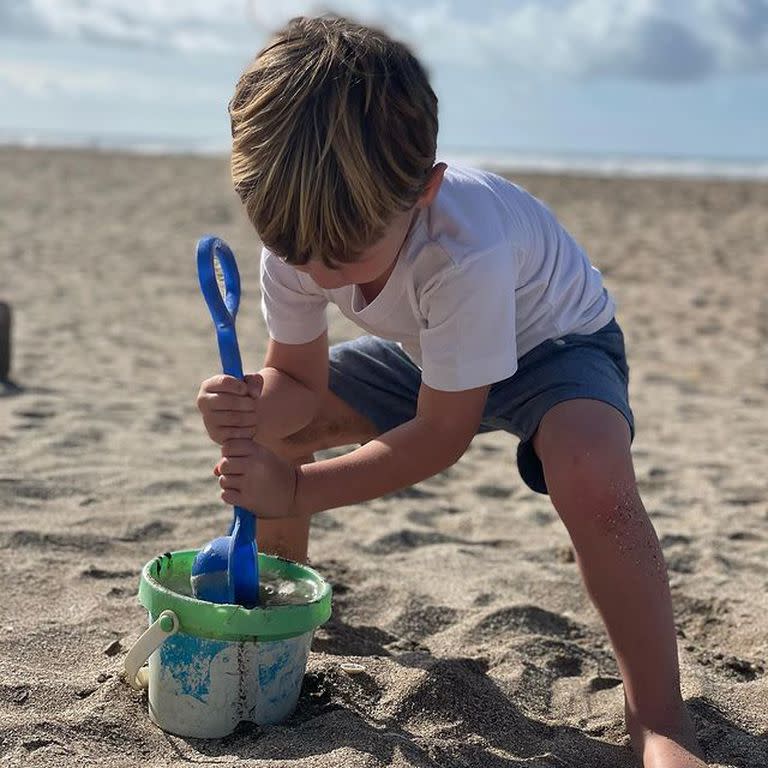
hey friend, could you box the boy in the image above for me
[197,15,706,768]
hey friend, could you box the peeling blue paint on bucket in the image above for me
[124,550,332,738]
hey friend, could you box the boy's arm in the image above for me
[197,334,328,444]
[253,332,329,441]
[294,381,489,514]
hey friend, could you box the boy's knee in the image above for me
[536,401,634,495]
[549,452,647,545]
[550,448,639,528]
[544,434,633,495]
[534,403,641,532]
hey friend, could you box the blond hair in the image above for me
[229,15,438,267]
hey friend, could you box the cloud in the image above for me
[0,56,222,101]
[0,0,374,52]
[0,58,117,96]
[396,0,768,81]
[0,0,257,52]
[1,0,766,81]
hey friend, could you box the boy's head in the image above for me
[229,15,441,270]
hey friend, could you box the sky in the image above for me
[1,0,767,163]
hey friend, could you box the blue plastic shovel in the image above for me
[190,236,259,606]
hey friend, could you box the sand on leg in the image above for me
[255,388,380,562]
[532,399,706,768]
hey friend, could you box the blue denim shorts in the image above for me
[328,318,634,494]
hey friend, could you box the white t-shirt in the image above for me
[260,166,615,391]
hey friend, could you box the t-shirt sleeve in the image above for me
[419,248,518,391]
[260,247,328,344]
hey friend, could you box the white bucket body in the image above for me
[147,626,314,738]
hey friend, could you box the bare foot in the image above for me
[627,703,707,767]
[639,731,707,767]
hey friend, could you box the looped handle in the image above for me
[124,610,179,691]
[196,236,243,379]
[196,235,259,607]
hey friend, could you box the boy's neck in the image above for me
[357,209,420,303]
[358,261,397,303]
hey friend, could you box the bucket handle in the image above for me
[124,610,179,691]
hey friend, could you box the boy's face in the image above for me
[292,207,416,290]
[292,163,447,292]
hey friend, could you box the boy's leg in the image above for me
[256,388,380,562]
[532,398,705,768]
[257,335,421,562]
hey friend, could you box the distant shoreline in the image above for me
[2,138,768,182]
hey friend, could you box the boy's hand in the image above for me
[214,439,300,518]
[196,374,263,444]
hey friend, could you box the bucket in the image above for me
[124,550,332,738]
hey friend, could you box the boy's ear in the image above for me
[416,163,447,208]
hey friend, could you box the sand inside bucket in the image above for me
[163,564,322,607]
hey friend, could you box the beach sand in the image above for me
[0,147,765,767]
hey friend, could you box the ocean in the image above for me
[3,131,767,181]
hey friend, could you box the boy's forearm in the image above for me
[252,367,321,441]
[294,417,471,515]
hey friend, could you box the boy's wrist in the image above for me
[292,462,316,518]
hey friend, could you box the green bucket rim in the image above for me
[138,549,332,642]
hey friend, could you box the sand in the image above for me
[0,146,765,767]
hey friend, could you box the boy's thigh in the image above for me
[327,335,423,435]
[281,388,380,457]
[320,322,634,497]
[277,335,411,458]
[486,319,635,495]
